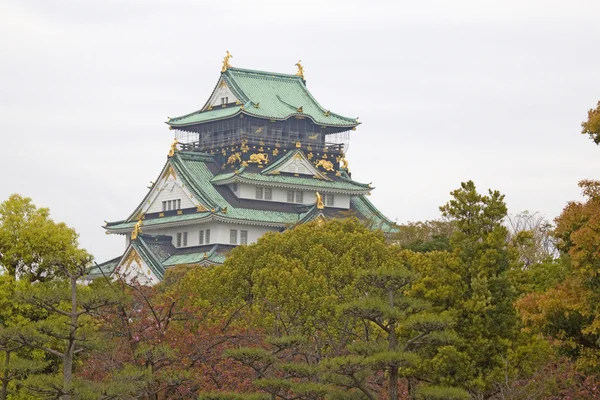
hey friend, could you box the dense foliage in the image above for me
[2,100,600,399]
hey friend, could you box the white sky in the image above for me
[1,0,599,262]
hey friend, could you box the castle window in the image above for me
[199,230,204,245]
[206,229,210,244]
[230,229,238,245]
[176,232,182,247]
[287,190,303,203]
[177,199,181,209]
[326,194,334,206]
[232,183,238,192]
[183,232,188,247]
[240,230,248,245]
[221,97,228,105]
[162,201,166,211]
[264,188,272,200]
[255,187,264,199]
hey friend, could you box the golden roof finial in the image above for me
[168,138,179,158]
[315,192,324,210]
[131,220,142,240]
[222,50,233,73]
[295,60,305,80]
[341,157,349,170]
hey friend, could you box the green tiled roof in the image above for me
[86,257,120,278]
[351,195,397,233]
[107,151,377,233]
[163,245,227,266]
[212,170,371,193]
[168,67,359,128]
[132,238,166,280]
[168,106,241,126]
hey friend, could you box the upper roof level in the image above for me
[166,57,360,131]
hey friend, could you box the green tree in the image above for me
[326,249,467,400]
[0,195,93,399]
[410,181,545,394]
[393,220,454,253]
[582,100,600,144]
[0,194,88,281]
[14,265,120,400]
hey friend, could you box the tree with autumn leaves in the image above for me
[518,180,600,373]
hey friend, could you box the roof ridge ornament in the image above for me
[131,220,142,240]
[222,50,233,73]
[295,60,305,80]
[168,138,179,158]
[315,192,324,210]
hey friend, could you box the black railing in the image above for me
[179,134,344,154]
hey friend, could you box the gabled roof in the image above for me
[106,150,390,234]
[167,67,359,129]
[211,169,371,193]
[260,149,328,179]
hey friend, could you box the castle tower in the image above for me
[90,55,395,284]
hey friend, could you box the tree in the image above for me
[0,275,48,400]
[182,218,391,342]
[82,276,258,399]
[410,181,545,395]
[326,249,467,400]
[0,194,88,281]
[14,264,120,400]
[582,100,600,144]
[506,211,557,268]
[393,220,454,253]
[517,180,600,373]
[0,194,95,400]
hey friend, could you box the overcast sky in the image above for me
[1,0,599,262]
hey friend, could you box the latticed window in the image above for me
[176,232,182,247]
[326,194,334,206]
[296,191,303,203]
[199,230,204,245]
[287,190,295,203]
[206,229,211,244]
[183,232,188,247]
[240,230,248,245]
[230,229,238,244]
[264,188,272,200]
[255,187,264,199]
[162,201,167,211]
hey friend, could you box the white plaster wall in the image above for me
[142,221,278,247]
[208,85,238,107]
[236,183,350,208]
[146,179,195,213]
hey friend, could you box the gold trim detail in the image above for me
[131,220,142,240]
[295,60,305,80]
[222,50,233,73]
[168,138,179,158]
[315,159,334,171]
[316,192,324,209]
[248,153,269,165]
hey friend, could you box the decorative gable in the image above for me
[130,164,209,221]
[205,79,240,109]
[265,151,327,179]
[114,248,159,285]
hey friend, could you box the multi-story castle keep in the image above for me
[90,54,395,284]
